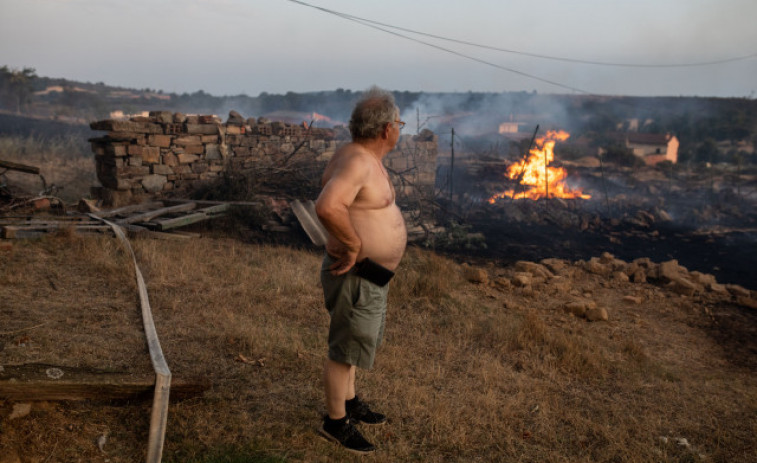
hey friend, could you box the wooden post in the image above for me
[512,125,539,202]
[449,128,455,201]
[0,159,40,175]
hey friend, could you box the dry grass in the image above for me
[1,232,755,463]
[0,135,96,202]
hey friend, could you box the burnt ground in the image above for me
[436,161,757,291]
[457,210,757,372]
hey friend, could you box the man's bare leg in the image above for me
[324,359,352,419]
[346,365,356,401]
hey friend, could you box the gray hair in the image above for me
[348,86,398,140]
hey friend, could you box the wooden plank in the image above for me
[291,199,328,246]
[116,202,197,225]
[153,204,230,231]
[0,364,209,401]
[94,201,164,219]
[161,199,264,208]
[0,159,40,175]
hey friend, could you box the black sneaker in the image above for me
[346,396,387,425]
[318,416,376,455]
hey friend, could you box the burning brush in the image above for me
[489,130,590,203]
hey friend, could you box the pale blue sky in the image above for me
[1,0,755,97]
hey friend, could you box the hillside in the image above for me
[1,66,756,168]
[1,230,755,462]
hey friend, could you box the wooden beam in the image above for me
[93,201,164,219]
[153,204,230,231]
[116,202,197,225]
[291,199,328,246]
[161,199,264,208]
[0,364,209,401]
[0,159,40,175]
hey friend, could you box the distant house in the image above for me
[605,132,679,165]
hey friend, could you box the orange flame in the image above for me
[488,130,590,203]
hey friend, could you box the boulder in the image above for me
[689,271,717,287]
[658,259,687,282]
[726,284,751,298]
[515,261,553,279]
[564,301,588,317]
[462,265,489,284]
[667,276,700,296]
[512,273,532,287]
[736,296,757,310]
[540,258,568,273]
[584,258,612,276]
[585,307,609,322]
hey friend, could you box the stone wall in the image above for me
[89,110,439,206]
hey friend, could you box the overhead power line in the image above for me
[285,0,756,68]
[284,0,589,94]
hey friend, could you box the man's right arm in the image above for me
[315,152,370,275]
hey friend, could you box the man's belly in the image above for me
[351,205,407,271]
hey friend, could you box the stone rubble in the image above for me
[461,252,756,322]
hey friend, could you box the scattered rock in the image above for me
[462,265,489,284]
[612,271,630,282]
[564,301,588,317]
[584,258,612,276]
[736,296,757,310]
[623,295,642,304]
[512,272,532,287]
[667,276,700,296]
[707,282,729,295]
[9,403,31,420]
[726,284,751,298]
[689,271,717,287]
[515,260,554,279]
[657,259,687,282]
[585,307,609,322]
[540,258,568,273]
[548,276,571,292]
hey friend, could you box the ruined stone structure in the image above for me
[89,111,439,206]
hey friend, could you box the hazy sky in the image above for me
[1,0,755,98]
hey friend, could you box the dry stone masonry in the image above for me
[89,110,439,206]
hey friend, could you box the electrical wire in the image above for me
[283,0,756,68]
[284,0,589,94]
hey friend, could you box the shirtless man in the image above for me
[315,87,407,454]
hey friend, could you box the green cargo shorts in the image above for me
[321,254,389,370]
